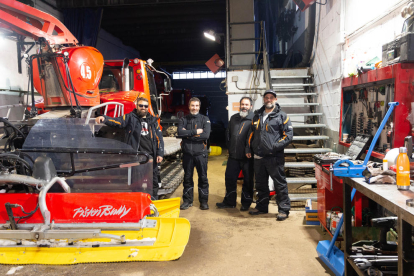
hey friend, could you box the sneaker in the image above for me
[277,212,289,221]
[240,205,250,212]
[248,208,268,215]
[216,202,236,209]
[180,202,193,210]
[200,202,209,210]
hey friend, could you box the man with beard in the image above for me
[216,97,254,211]
[246,90,293,221]
[177,97,211,210]
[95,97,164,200]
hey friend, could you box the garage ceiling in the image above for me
[56,0,226,71]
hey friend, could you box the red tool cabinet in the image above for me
[316,163,368,233]
[340,63,414,157]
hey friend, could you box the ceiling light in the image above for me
[204,30,216,41]
[402,2,414,18]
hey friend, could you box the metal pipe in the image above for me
[39,177,71,225]
[0,173,46,187]
[225,0,230,69]
[5,221,154,230]
[297,4,316,67]
[122,58,130,92]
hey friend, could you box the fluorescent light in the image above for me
[204,31,215,41]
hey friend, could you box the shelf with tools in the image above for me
[340,63,414,156]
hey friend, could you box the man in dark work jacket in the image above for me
[177,97,211,210]
[246,90,293,221]
[216,97,254,211]
[95,97,164,200]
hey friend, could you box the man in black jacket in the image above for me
[246,90,293,221]
[95,97,164,200]
[177,97,211,210]
[216,97,254,211]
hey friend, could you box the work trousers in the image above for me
[182,153,209,203]
[254,156,290,214]
[223,157,254,207]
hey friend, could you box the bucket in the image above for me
[209,146,222,156]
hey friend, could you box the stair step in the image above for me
[288,113,323,117]
[277,93,317,96]
[279,103,319,107]
[292,123,326,128]
[285,162,315,168]
[274,88,306,92]
[287,178,317,184]
[293,135,330,140]
[285,148,332,154]
[271,83,314,87]
[289,193,317,201]
[271,76,311,79]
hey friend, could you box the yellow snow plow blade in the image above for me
[0,217,190,264]
[153,197,181,218]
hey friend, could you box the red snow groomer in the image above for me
[0,0,189,264]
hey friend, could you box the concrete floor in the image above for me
[0,153,335,276]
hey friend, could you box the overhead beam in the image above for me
[57,0,224,8]
[101,13,225,26]
[102,4,224,20]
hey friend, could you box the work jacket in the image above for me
[103,110,164,158]
[226,111,254,160]
[177,113,211,156]
[246,103,293,158]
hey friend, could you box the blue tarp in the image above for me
[254,0,279,56]
[63,8,103,47]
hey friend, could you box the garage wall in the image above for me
[173,78,228,127]
[309,0,408,148]
[343,1,406,75]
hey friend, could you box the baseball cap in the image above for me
[263,89,277,98]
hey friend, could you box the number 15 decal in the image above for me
[80,63,92,80]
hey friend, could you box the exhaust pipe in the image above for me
[122,58,130,91]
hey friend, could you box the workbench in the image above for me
[342,177,414,275]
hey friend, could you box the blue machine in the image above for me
[317,101,399,276]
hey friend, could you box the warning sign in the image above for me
[232,102,240,111]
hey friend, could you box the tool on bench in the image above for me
[355,258,398,270]
[317,102,399,276]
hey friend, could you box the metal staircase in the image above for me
[269,68,330,201]
[225,14,330,204]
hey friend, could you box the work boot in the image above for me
[216,202,236,209]
[248,208,268,215]
[200,202,209,210]
[180,202,193,210]
[277,212,289,221]
[240,205,250,212]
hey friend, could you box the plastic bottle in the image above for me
[383,159,388,171]
[397,147,410,190]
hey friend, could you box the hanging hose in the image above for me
[0,118,26,139]
[0,153,33,175]
[63,54,82,117]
